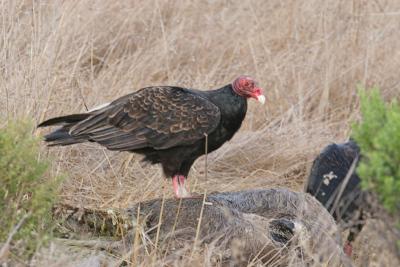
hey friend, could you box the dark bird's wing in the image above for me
[69,86,221,150]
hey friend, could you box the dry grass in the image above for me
[1,0,400,265]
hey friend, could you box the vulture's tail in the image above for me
[38,114,90,146]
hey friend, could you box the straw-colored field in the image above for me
[1,0,399,265]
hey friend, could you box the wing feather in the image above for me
[68,87,221,151]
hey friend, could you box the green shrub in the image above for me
[352,87,400,215]
[0,120,62,259]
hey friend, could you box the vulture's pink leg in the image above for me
[343,242,353,257]
[343,241,353,257]
[172,175,191,198]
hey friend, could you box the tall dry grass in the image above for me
[1,0,400,265]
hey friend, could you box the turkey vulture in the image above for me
[38,76,265,198]
[305,140,365,256]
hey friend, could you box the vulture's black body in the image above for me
[305,140,368,243]
[306,140,362,222]
[38,85,247,178]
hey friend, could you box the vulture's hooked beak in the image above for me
[256,94,266,105]
[253,87,266,104]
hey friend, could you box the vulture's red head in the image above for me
[232,76,265,104]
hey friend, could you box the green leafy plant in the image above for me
[0,120,62,260]
[352,87,400,214]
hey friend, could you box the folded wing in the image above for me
[68,86,221,151]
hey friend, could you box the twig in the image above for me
[131,203,141,266]
[122,154,135,177]
[204,133,208,182]
[0,212,31,262]
[38,77,57,130]
[330,156,359,218]
[150,183,167,265]
[102,148,121,186]
[76,77,88,115]
[162,197,183,260]
[54,238,120,252]
[154,183,166,251]
[191,190,207,258]
[156,0,170,82]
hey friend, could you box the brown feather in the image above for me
[66,86,220,151]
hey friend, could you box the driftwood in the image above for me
[53,188,352,266]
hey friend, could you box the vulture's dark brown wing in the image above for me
[69,86,221,151]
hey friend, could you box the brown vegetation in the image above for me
[1,0,400,266]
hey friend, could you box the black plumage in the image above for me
[306,140,362,222]
[305,140,371,255]
[38,77,264,197]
